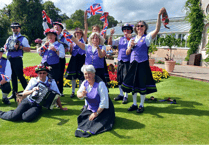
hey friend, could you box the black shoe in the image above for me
[122,97,128,104]
[128,104,138,111]
[114,95,124,101]
[136,105,144,113]
[2,98,11,105]
[70,93,75,98]
[8,93,16,102]
[60,94,65,97]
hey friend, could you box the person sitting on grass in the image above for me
[0,64,67,122]
[0,47,12,105]
[75,65,115,138]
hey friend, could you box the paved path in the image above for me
[31,50,209,82]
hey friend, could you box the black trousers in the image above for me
[0,98,42,122]
[1,82,11,94]
[8,57,27,94]
[58,57,66,94]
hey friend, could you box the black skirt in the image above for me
[122,60,157,95]
[65,54,85,80]
[75,97,115,137]
[104,59,110,83]
[117,61,130,85]
[95,68,106,84]
[43,62,60,81]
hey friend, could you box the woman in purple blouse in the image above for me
[122,7,166,113]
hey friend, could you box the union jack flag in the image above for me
[86,3,103,16]
[100,12,109,36]
[0,74,9,81]
[63,32,73,44]
[42,10,52,24]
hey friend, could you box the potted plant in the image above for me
[163,34,177,72]
[148,42,158,66]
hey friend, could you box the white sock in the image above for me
[140,94,146,107]
[79,80,82,87]
[2,93,8,99]
[118,85,124,96]
[85,99,87,106]
[71,79,76,93]
[124,92,128,98]
[133,93,137,106]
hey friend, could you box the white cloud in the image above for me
[0,0,187,22]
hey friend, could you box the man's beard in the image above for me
[14,31,19,35]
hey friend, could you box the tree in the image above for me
[7,0,44,44]
[60,13,70,22]
[0,9,11,46]
[184,0,204,61]
[64,19,74,30]
[43,1,61,22]
[164,34,178,61]
[71,9,85,29]
[73,21,82,29]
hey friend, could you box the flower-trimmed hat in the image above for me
[53,22,64,30]
[44,28,58,36]
[35,64,51,73]
[122,23,133,33]
[0,47,5,52]
[11,22,21,28]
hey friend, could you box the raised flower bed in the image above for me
[23,64,169,88]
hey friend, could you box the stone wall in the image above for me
[151,47,189,64]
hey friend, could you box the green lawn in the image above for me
[0,53,209,144]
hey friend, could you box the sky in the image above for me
[0,0,187,22]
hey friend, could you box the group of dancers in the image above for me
[0,7,166,137]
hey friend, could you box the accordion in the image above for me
[28,83,59,110]
[7,38,20,51]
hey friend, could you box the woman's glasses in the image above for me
[136,25,144,28]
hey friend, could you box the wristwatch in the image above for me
[96,112,99,115]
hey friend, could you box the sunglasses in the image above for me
[75,32,81,34]
[38,72,47,75]
[136,25,144,28]
[12,27,19,29]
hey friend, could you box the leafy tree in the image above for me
[164,34,178,61]
[60,13,70,22]
[64,19,74,30]
[204,15,209,63]
[0,9,11,46]
[8,0,44,44]
[184,0,204,61]
[73,21,82,29]
[43,1,61,22]
[71,9,85,29]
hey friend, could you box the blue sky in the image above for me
[0,0,187,22]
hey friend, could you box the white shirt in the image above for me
[84,44,106,53]
[128,33,153,48]
[25,76,60,94]
[77,80,109,109]
[0,59,12,82]
[37,41,65,58]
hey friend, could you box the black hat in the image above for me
[11,22,21,28]
[121,23,133,33]
[53,22,64,29]
[0,47,5,52]
[35,64,51,73]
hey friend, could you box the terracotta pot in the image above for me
[149,59,155,66]
[165,61,176,72]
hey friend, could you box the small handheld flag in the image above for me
[86,3,103,16]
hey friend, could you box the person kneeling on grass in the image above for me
[75,65,115,138]
[0,47,12,105]
[0,64,67,122]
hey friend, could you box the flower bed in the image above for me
[23,64,169,88]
